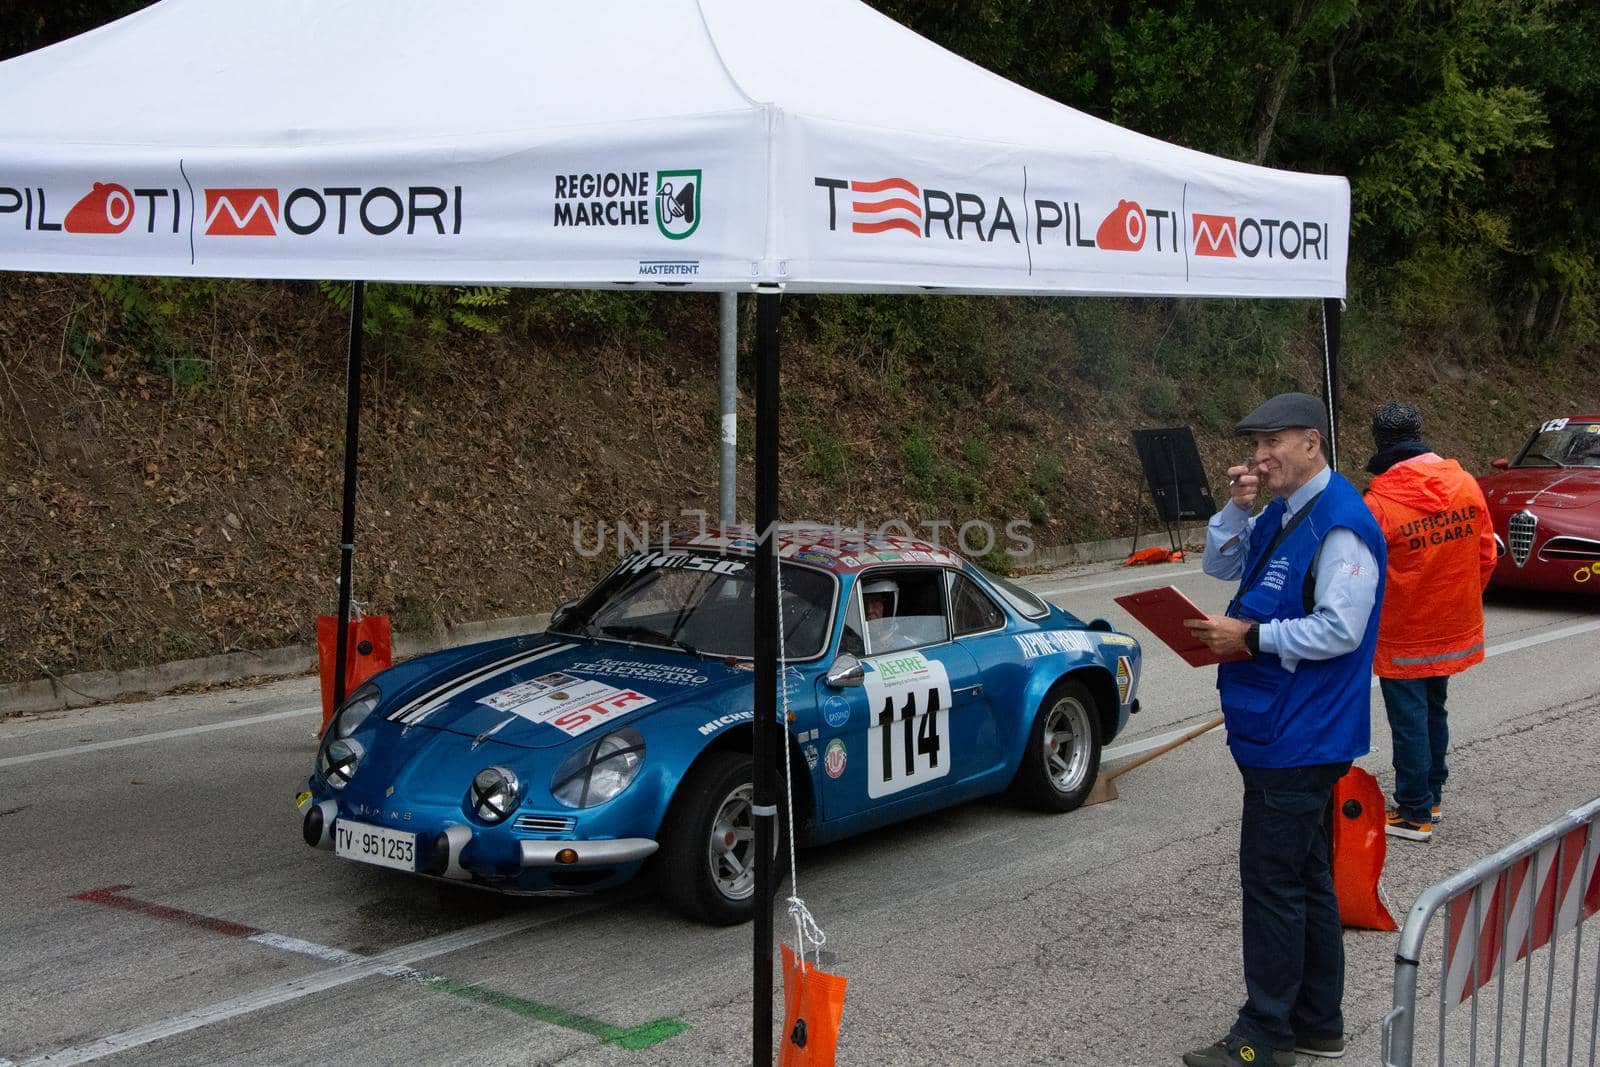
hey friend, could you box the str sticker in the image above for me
[481,672,655,737]
[863,651,952,798]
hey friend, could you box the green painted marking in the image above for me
[424,976,690,1050]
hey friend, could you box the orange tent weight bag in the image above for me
[780,943,848,1067]
[316,613,392,736]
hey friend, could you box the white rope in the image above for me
[774,556,827,972]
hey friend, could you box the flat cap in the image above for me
[1234,392,1329,438]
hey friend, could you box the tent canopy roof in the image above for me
[0,0,1349,298]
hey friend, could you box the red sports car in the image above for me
[1478,415,1600,594]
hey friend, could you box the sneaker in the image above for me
[1295,1033,1347,1058]
[1386,808,1433,842]
[1182,1035,1296,1067]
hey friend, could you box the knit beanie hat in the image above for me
[1371,401,1424,451]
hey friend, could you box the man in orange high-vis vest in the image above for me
[1364,402,1496,842]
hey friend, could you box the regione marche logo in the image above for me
[655,170,700,240]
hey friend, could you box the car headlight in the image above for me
[333,682,382,739]
[551,728,646,809]
[320,737,364,789]
[468,766,522,824]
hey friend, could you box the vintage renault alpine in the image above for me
[1478,415,1600,594]
[301,525,1142,923]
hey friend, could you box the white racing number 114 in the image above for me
[864,652,952,798]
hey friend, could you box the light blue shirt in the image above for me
[1203,466,1380,672]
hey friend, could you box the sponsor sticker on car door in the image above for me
[864,651,952,798]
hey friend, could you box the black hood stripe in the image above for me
[389,642,577,726]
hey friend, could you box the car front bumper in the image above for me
[300,795,658,893]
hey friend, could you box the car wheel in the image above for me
[657,752,786,925]
[1010,679,1102,813]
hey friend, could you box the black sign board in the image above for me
[1132,426,1217,524]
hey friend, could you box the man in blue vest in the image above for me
[1181,392,1386,1067]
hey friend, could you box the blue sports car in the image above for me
[301,525,1142,923]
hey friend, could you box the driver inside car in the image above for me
[863,577,914,653]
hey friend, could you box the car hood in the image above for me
[1478,468,1600,510]
[383,637,752,749]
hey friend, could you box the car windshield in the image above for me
[549,550,836,660]
[1513,422,1600,469]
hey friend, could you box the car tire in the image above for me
[657,751,787,925]
[1010,678,1102,813]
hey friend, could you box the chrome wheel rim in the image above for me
[1041,697,1093,793]
[707,783,756,901]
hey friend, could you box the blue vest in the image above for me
[1217,472,1387,768]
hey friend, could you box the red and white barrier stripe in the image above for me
[1442,821,1600,1009]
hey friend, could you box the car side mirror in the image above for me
[550,599,578,625]
[824,653,864,689]
[1491,458,1510,470]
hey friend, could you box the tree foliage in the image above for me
[874,0,1597,347]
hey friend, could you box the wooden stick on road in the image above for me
[1108,714,1226,781]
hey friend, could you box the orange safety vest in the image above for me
[1365,454,1497,679]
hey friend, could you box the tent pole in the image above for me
[330,281,366,711]
[1320,297,1342,471]
[751,287,780,1067]
[720,291,738,527]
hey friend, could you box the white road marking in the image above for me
[0,707,318,769]
[15,903,609,1067]
[1026,565,1206,598]
[1481,618,1600,658]
[1103,619,1600,760]
[246,931,365,966]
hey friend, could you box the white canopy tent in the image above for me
[0,0,1346,298]
[0,4,1353,1061]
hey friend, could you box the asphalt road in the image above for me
[2,559,1597,1066]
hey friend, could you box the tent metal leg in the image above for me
[751,288,780,1067]
[330,281,365,711]
[1321,296,1342,470]
[720,291,738,527]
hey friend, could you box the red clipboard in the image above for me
[1112,585,1250,668]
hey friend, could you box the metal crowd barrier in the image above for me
[1383,797,1600,1066]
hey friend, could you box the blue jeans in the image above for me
[1380,676,1450,824]
[1232,760,1350,1051]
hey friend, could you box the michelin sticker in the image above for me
[698,709,754,736]
[864,651,952,799]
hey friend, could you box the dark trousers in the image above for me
[1231,760,1350,1051]
[1380,675,1450,824]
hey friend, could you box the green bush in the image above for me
[902,424,940,499]
[801,421,849,486]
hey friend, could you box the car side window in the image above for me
[949,572,1005,636]
[863,568,950,655]
[839,587,865,657]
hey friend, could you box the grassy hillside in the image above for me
[1,273,1594,685]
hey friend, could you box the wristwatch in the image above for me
[1243,623,1261,657]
